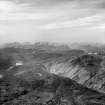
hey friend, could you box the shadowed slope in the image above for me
[0,74,105,105]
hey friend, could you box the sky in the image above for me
[0,0,105,44]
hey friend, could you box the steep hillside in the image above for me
[0,73,105,105]
[48,54,105,93]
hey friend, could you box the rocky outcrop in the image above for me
[47,54,105,93]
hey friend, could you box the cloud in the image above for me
[0,1,24,14]
[92,24,105,29]
[38,14,105,29]
[2,0,105,9]
[0,0,104,44]
[0,0,103,21]
[9,0,105,9]
[0,1,63,20]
